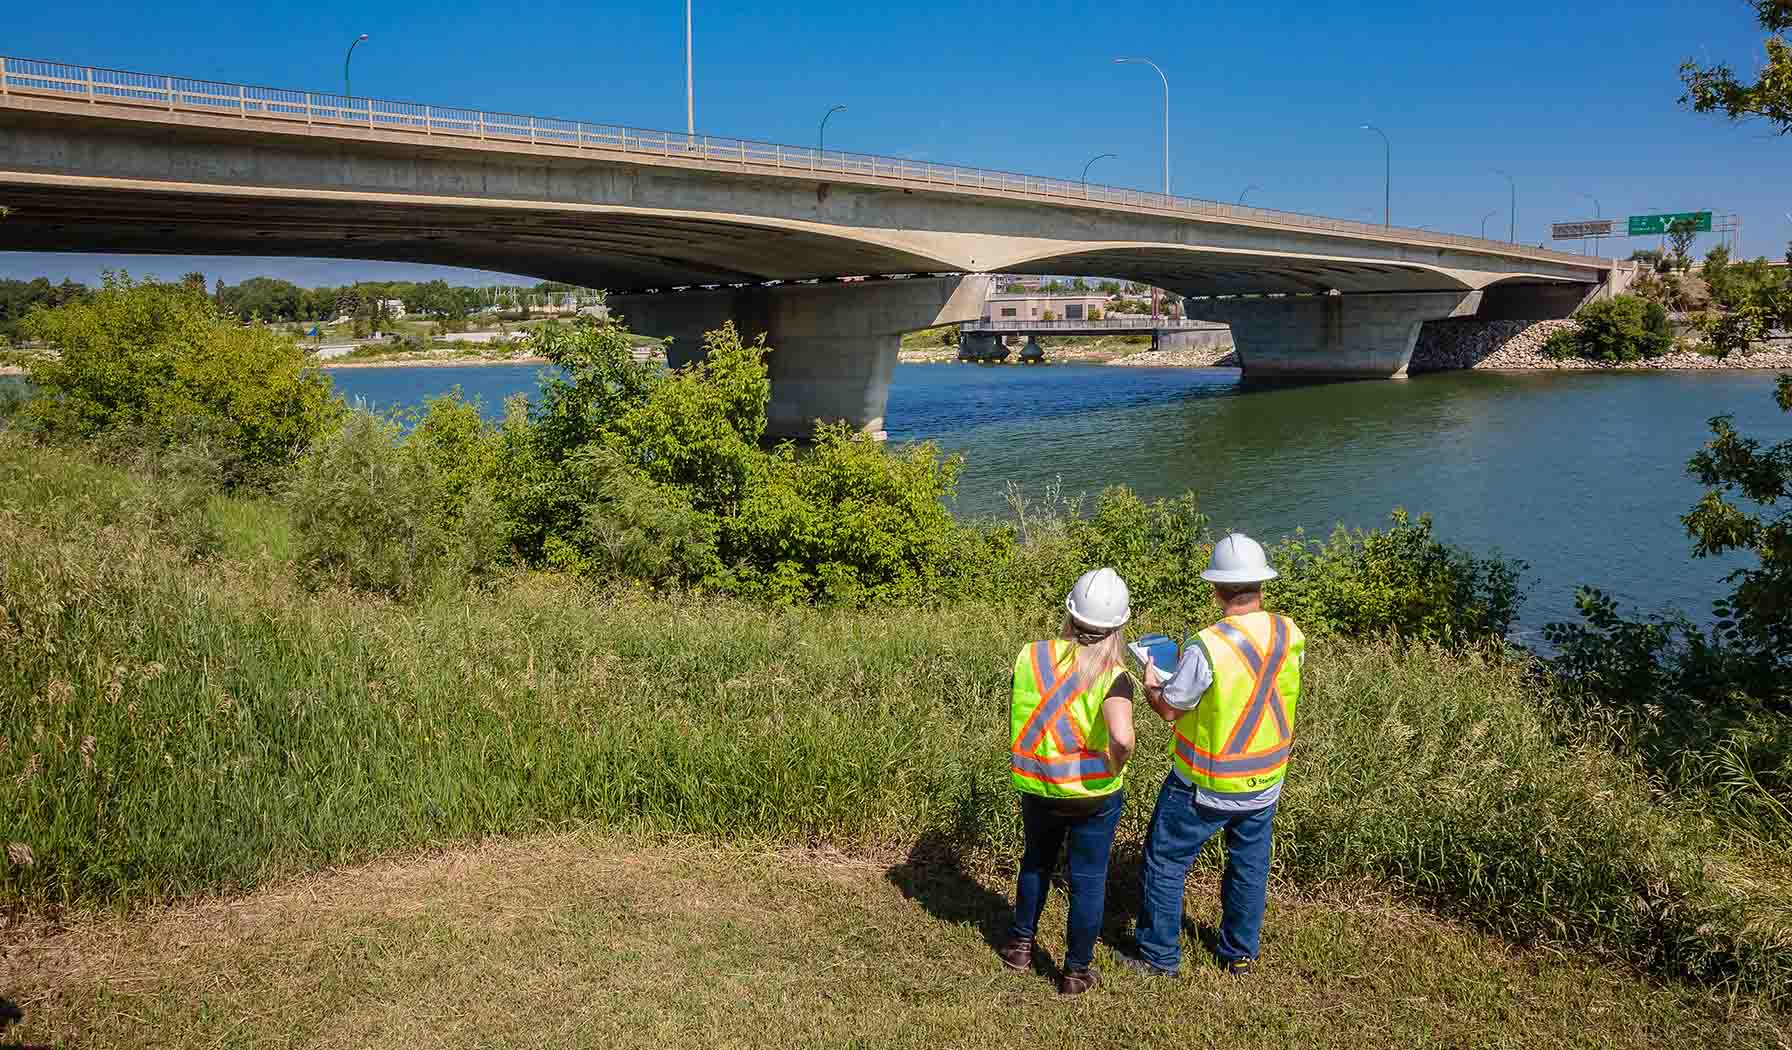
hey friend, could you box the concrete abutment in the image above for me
[610,276,989,440]
[1186,290,1485,378]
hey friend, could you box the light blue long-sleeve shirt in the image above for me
[1160,636,1282,812]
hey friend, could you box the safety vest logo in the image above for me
[1010,641,1114,785]
[1174,615,1295,782]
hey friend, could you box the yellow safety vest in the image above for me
[1009,640,1126,799]
[1171,612,1304,800]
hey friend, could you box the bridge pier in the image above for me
[1187,290,1483,378]
[610,276,989,440]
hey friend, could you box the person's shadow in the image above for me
[1,995,51,1050]
[887,829,1064,976]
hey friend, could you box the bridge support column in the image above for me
[1188,291,1483,378]
[959,332,1004,361]
[610,275,988,440]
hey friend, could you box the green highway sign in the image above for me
[1626,211,1712,236]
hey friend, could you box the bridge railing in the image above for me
[0,54,1604,269]
[964,318,1226,331]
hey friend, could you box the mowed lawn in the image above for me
[6,836,1785,1049]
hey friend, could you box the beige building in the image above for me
[982,293,1110,322]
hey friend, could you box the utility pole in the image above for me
[685,0,694,136]
[1495,170,1516,242]
[1361,124,1390,226]
[344,34,368,99]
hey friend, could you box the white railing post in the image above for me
[529,117,536,144]
[425,105,432,134]
[305,92,312,125]
[367,99,374,130]
[479,111,486,141]
[238,83,245,116]
[85,65,95,103]
[0,56,7,97]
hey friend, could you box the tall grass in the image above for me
[0,436,1784,1000]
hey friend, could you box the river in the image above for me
[331,362,1790,638]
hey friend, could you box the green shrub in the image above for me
[720,424,968,604]
[1269,511,1524,643]
[288,410,504,598]
[1550,295,1674,363]
[19,275,337,489]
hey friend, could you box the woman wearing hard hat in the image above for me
[998,567,1138,996]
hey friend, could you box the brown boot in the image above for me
[1058,968,1099,996]
[997,936,1033,971]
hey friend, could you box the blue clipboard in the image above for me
[1126,633,1181,682]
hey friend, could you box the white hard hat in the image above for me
[1065,567,1131,630]
[1202,533,1278,584]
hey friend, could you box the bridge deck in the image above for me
[0,53,1603,273]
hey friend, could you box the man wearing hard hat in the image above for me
[1124,533,1305,978]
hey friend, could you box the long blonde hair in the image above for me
[1060,616,1128,696]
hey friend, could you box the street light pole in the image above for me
[1115,57,1168,321]
[1113,58,1169,196]
[685,0,694,136]
[1238,184,1261,205]
[1361,124,1390,226]
[1081,152,1118,197]
[1480,210,1498,238]
[344,34,368,99]
[1495,169,1516,242]
[818,105,846,151]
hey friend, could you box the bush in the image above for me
[1268,511,1524,643]
[721,424,969,604]
[289,410,504,598]
[1548,296,1674,363]
[18,275,336,489]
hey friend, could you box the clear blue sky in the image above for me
[3,0,1787,286]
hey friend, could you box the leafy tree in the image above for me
[1702,244,1734,304]
[1544,295,1673,363]
[1668,218,1700,269]
[19,275,336,488]
[1680,1,1792,135]
[1698,301,1774,360]
[1682,374,1792,702]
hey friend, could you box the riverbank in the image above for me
[7,836,1785,1048]
[2,433,1787,1009]
[320,351,551,370]
[1411,319,1792,372]
[897,335,1236,367]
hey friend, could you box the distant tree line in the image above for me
[0,278,91,340]
[212,277,596,326]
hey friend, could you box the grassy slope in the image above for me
[1,435,1787,1024]
[5,837,1786,1049]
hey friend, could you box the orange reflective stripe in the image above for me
[1013,642,1069,754]
[1224,616,1292,754]
[1214,622,1267,753]
[1175,733,1290,778]
[1011,751,1112,783]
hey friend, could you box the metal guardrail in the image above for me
[0,54,1608,270]
[964,318,1225,331]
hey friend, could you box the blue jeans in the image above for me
[1007,789,1125,971]
[1135,775,1276,972]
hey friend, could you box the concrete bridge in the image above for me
[0,56,1625,438]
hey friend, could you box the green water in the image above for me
[217,362,1792,639]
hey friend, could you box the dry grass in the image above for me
[5,836,1788,1050]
